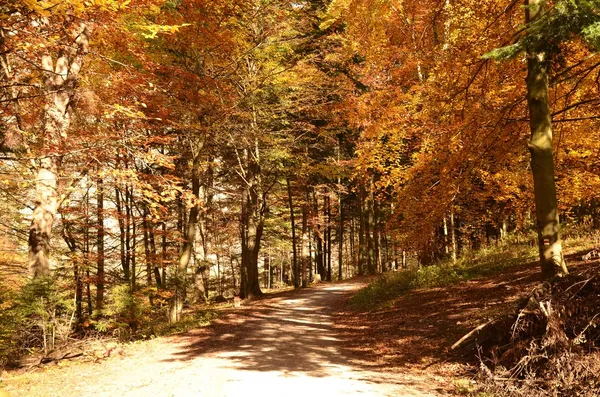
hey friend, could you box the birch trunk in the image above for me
[28,24,90,278]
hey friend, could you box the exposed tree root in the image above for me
[471,271,600,395]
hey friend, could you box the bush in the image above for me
[94,284,151,340]
[0,277,74,367]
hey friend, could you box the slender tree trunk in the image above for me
[161,222,167,285]
[286,177,299,288]
[115,187,130,283]
[338,195,343,281]
[169,155,202,322]
[358,191,366,275]
[366,178,376,274]
[326,195,332,281]
[301,199,310,288]
[525,0,568,278]
[96,176,104,312]
[450,210,457,263]
[127,186,137,290]
[350,215,356,273]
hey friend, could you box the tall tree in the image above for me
[525,0,568,278]
[29,22,91,277]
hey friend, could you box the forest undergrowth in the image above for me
[348,228,600,396]
[351,226,599,312]
[472,263,600,396]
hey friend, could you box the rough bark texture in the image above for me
[525,0,568,278]
[239,145,264,299]
[28,23,90,278]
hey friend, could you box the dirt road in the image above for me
[3,280,447,397]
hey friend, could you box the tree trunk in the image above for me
[96,176,104,312]
[326,195,332,281]
[301,199,310,288]
[338,195,343,281]
[169,155,202,322]
[366,178,376,274]
[358,190,366,275]
[239,143,265,299]
[28,24,91,278]
[115,187,130,283]
[450,210,457,263]
[525,0,568,278]
[286,177,299,288]
[127,186,136,291]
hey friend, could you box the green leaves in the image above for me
[582,21,600,49]
[483,0,600,61]
[482,42,523,61]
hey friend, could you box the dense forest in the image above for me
[2,0,600,395]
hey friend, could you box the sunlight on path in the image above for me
[3,281,443,397]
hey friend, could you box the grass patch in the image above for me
[350,243,539,311]
[350,232,599,312]
[141,309,218,338]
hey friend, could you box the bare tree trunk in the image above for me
[358,191,366,275]
[326,195,332,281]
[96,176,104,312]
[286,177,299,288]
[338,194,343,281]
[161,221,167,285]
[115,187,130,283]
[366,178,376,274]
[127,186,137,291]
[170,155,201,322]
[350,215,356,273]
[301,199,310,288]
[28,23,90,278]
[525,0,568,278]
[239,142,265,299]
[450,210,457,263]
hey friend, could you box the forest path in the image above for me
[3,279,447,397]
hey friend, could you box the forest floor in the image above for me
[1,251,596,396]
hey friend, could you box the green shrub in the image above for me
[0,277,74,367]
[99,284,150,340]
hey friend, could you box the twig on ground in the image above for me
[452,319,495,350]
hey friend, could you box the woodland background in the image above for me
[2,0,600,389]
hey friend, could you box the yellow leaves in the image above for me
[21,0,130,16]
[134,21,191,39]
[105,104,162,121]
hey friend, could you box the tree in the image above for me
[524,0,568,278]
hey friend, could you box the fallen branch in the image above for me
[451,319,495,350]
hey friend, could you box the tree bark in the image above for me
[525,0,568,278]
[96,176,104,312]
[169,155,201,322]
[286,177,299,288]
[338,195,343,281]
[366,178,376,274]
[301,198,310,288]
[239,143,265,299]
[326,195,332,281]
[28,23,90,278]
[115,186,130,283]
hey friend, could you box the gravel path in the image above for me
[3,280,446,397]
